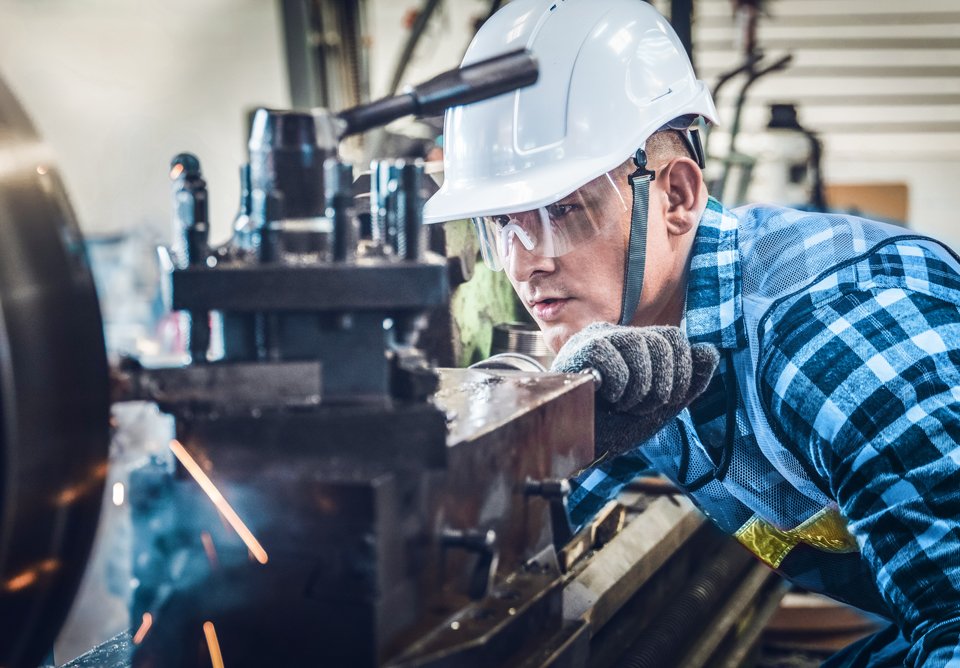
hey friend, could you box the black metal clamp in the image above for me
[440,528,500,600]
[524,477,574,551]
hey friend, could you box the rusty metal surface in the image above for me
[435,369,592,457]
[378,369,595,663]
[424,370,594,600]
[388,566,565,668]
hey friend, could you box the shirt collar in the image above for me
[682,197,748,349]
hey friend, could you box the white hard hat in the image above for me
[423,0,719,224]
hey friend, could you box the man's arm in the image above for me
[759,283,960,666]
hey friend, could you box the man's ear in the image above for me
[658,157,705,236]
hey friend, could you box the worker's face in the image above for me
[498,169,635,353]
[497,164,696,353]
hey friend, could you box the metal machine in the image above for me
[0,73,111,668]
[119,49,589,668]
[0,48,786,668]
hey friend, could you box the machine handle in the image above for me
[337,49,538,136]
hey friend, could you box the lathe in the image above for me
[0,51,785,668]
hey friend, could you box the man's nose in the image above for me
[505,242,555,282]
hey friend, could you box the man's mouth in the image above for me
[531,297,569,321]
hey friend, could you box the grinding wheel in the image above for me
[0,75,110,668]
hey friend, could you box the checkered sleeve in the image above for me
[567,448,653,531]
[758,245,960,667]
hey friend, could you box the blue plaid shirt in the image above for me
[568,198,960,666]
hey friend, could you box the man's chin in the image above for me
[539,322,579,355]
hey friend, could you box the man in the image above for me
[424,0,960,665]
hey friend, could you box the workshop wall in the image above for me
[0,1,489,246]
[0,0,956,249]
[694,0,960,247]
[0,0,289,245]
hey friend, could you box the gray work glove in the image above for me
[551,322,720,458]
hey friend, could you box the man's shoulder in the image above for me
[725,202,960,322]
[756,236,960,408]
[758,233,960,338]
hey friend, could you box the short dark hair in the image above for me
[609,129,699,183]
[645,130,698,167]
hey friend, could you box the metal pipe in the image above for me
[337,49,538,137]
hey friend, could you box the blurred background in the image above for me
[0,0,957,663]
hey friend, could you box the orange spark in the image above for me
[37,559,59,574]
[132,612,153,644]
[3,559,59,592]
[4,570,38,592]
[203,621,225,668]
[169,440,268,565]
[200,531,219,569]
[55,463,108,506]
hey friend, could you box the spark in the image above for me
[55,463,109,506]
[200,531,219,569]
[112,482,125,506]
[3,559,59,592]
[203,621,225,668]
[169,439,268,565]
[56,486,82,505]
[132,613,153,645]
[4,570,37,592]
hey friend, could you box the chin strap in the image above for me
[619,148,656,326]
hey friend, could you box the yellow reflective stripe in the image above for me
[735,515,796,568]
[793,506,860,553]
[734,507,858,568]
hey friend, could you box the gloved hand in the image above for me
[551,322,720,458]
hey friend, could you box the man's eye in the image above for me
[546,203,578,218]
[492,215,511,227]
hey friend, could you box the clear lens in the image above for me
[473,169,628,271]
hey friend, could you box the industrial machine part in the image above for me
[470,352,546,373]
[121,368,593,666]
[61,481,788,668]
[2,42,788,668]
[748,103,827,212]
[490,321,554,369]
[0,49,538,667]
[279,0,369,112]
[119,50,577,668]
[0,77,111,668]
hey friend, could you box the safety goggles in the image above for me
[473,170,629,271]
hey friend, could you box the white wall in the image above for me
[0,0,289,244]
[826,158,960,248]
